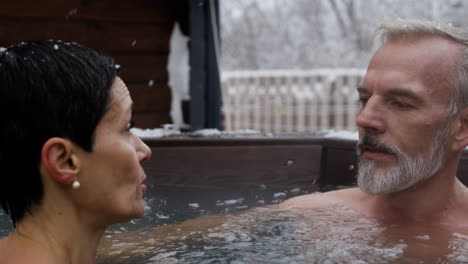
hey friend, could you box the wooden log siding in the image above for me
[222,69,366,133]
[142,137,323,189]
[0,0,176,128]
[141,136,468,189]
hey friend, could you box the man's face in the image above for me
[355,36,462,194]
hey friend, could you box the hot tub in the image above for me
[2,133,468,263]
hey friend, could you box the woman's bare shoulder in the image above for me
[0,236,60,264]
[279,187,365,209]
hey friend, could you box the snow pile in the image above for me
[131,127,263,139]
[320,129,358,140]
[131,127,182,138]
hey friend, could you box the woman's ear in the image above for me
[40,137,80,185]
[452,108,468,152]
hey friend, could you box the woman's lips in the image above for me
[139,176,147,193]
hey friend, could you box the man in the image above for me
[282,19,468,228]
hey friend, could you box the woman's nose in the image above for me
[136,137,152,163]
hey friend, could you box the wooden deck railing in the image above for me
[221,69,366,133]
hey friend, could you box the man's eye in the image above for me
[391,101,411,109]
[359,97,369,106]
[126,121,135,131]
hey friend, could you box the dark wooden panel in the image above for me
[457,151,468,186]
[322,148,357,187]
[0,0,174,23]
[144,137,325,147]
[0,20,172,53]
[133,111,171,129]
[142,145,322,188]
[116,55,168,82]
[0,21,84,46]
[128,83,171,113]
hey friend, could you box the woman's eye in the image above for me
[126,121,135,131]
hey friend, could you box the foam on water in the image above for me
[97,204,468,263]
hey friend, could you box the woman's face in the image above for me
[74,77,152,226]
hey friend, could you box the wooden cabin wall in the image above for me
[0,0,179,128]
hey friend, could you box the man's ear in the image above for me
[40,137,80,185]
[452,108,468,152]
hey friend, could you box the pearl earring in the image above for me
[72,180,80,189]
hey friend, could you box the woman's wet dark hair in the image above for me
[0,40,118,225]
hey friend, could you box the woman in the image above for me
[0,40,152,263]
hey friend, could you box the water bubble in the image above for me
[415,235,430,240]
[155,213,170,219]
[68,8,78,16]
[53,44,59,50]
[114,64,121,69]
[0,47,6,53]
[274,192,287,198]
[188,203,199,208]
[148,80,154,86]
[131,40,137,46]
[224,198,244,205]
[290,188,301,193]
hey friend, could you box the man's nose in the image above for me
[356,98,386,133]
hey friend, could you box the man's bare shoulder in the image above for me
[280,187,366,209]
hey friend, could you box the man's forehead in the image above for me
[365,36,461,92]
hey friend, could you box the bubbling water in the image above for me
[97,204,468,263]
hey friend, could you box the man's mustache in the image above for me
[357,133,398,155]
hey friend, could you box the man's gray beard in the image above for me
[356,127,449,195]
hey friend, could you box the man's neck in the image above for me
[367,163,468,226]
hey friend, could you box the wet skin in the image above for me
[73,77,152,226]
[356,36,462,173]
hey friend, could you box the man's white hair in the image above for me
[374,19,468,117]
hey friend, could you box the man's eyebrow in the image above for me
[385,89,424,104]
[356,87,369,94]
[356,87,424,104]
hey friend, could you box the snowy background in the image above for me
[220,0,467,70]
